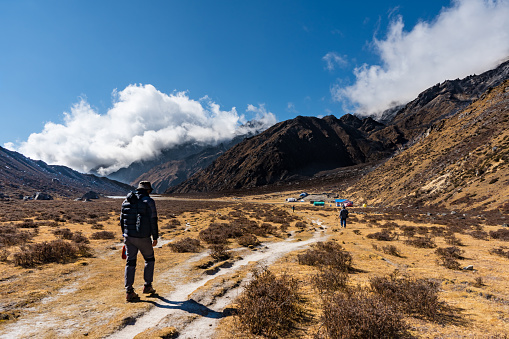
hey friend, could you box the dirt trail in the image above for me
[108,224,328,339]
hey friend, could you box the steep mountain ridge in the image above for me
[167,114,402,192]
[167,60,509,196]
[346,79,509,210]
[386,59,509,141]
[0,146,132,199]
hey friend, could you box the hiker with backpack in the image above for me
[339,205,349,228]
[120,181,159,302]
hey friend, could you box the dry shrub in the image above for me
[489,228,509,241]
[162,218,180,229]
[320,290,408,339]
[199,223,236,244]
[353,229,361,235]
[235,268,302,337]
[470,230,489,240]
[295,221,307,229]
[298,241,352,272]
[18,219,39,228]
[381,244,402,257]
[168,237,201,253]
[90,231,115,240]
[0,225,34,247]
[490,247,509,259]
[435,246,464,270]
[313,268,348,294]
[444,233,463,246]
[237,234,260,247]
[13,240,92,267]
[0,248,9,262]
[209,244,230,261]
[52,228,74,239]
[91,223,104,230]
[401,226,416,238]
[404,236,436,248]
[366,230,396,241]
[369,272,440,320]
[430,226,446,237]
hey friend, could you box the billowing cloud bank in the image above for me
[8,84,276,175]
[334,0,509,117]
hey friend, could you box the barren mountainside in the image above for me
[347,79,509,211]
[0,146,132,199]
[167,60,509,197]
[167,114,403,193]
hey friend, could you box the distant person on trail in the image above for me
[120,181,159,302]
[339,205,349,228]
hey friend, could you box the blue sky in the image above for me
[2,0,509,174]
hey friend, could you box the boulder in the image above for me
[34,192,53,200]
[81,191,100,200]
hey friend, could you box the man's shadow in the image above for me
[139,294,233,319]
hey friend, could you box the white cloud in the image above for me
[333,0,509,117]
[323,52,348,71]
[10,84,277,175]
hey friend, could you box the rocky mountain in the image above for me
[383,59,509,141]
[0,146,132,199]
[346,78,509,211]
[167,60,509,196]
[167,114,404,193]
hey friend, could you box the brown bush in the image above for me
[199,223,237,244]
[490,228,509,241]
[0,225,34,247]
[52,228,74,240]
[381,245,402,257]
[235,268,302,337]
[490,247,509,259]
[320,290,408,339]
[90,231,115,240]
[435,246,464,270]
[168,237,201,253]
[313,268,348,294]
[366,230,396,241]
[369,272,440,320]
[444,231,463,246]
[298,241,352,272]
[237,234,260,247]
[13,240,92,267]
[404,236,436,248]
[209,244,230,261]
[470,230,489,240]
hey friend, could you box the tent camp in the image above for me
[335,199,353,207]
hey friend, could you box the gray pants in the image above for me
[124,236,155,292]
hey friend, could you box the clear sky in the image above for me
[2,0,509,175]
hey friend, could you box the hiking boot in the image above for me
[143,284,156,294]
[126,290,139,302]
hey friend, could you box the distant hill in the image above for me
[167,60,509,197]
[0,146,132,199]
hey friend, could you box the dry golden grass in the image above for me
[1,197,509,338]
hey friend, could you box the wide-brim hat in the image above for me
[137,181,153,191]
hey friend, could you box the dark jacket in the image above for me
[120,189,158,239]
[339,208,349,220]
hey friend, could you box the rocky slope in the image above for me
[167,60,509,196]
[346,79,509,211]
[167,114,403,192]
[0,146,132,199]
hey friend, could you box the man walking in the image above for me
[339,205,349,228]
[120,181,159,302]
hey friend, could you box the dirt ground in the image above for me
[1,193,509,338]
